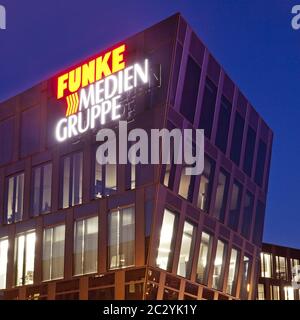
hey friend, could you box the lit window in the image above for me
[212,240,227,290]
[178,166,192,200]
[15,231,35,286]
[6,173,24,224]
[125,163,136,190]
[32,163,52,216]
[177,221,196,278]
[61,152,83,208]
[226,248,240,295]
[257,284,265,300]
[197,156,215,212]
[260,252,272,278]
[94,161,117,198]
[240,255,252,299]
[284,286,294,300]
[108,206,135,269]
[43,225,65,281]
[213,169,229,222]
[74,217,98,275]
[275,256,287,280]
[156,209,177,271]
[196,232,213,284]
[270,285,280,300]
[0,238,8,289]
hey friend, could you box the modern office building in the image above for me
[0,13,273,300]
[258,243,300,300]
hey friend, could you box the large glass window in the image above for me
[284,286,294,300]
[74,217,98,275]
[6,173,24,224]
[254,140,267,187]
[15,231,36,286]
[156,209,177,271]
[108,206,135,269]
[243,126,256,177]
[125,163,136,190]
[252,201,265,246]
[213,169,229,222]
[43,225,65,281]
[230,112,245,166]
[212,240,227,290]
[177,221,196,278]
[275,256,287,280]
[260,252,272,278]
[196,232,213,285]
[197,156,215,212]
[61,152,83,208]
[94,161,117,198]
[270,285,280,300]
[0,238,8,289]
[228,181,242,231]
[226,248,240,295]
[178,166,193,201]
[240,255,252,299]
[215,95,232,154]
[257,284,265,300]
[32,163,52,216]
[241,192,254,239]
[198,77,217,139]
[179,56,201,124]
[0,117,14,165]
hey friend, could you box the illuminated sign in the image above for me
[55,44,149,142]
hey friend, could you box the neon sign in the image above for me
[55,44,149,142]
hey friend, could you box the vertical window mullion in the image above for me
[69,156,74,207]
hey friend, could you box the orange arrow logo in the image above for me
[65,92,79,116]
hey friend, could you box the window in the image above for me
[284,286,294,300]
[252,201,265,246]
[125,163,136,190]
[197,156,215,212]
[196,232,213,284]
[215,96,232,154]
[243,126,256,177]
[21,106,41,157]
[270,285,280,300]
[163,164,171,187]
[0,117,14,165]
[199,77,217,139]
[94,160,117,198]
[275,256,287,280]
[15,231,35,286]
[74,217,98,275]
[257,284,265,300]
[178,166,193,200]
[228,181,242,231]
[5,173,24,224]
[226,248,240,295]
[156,209,177,271]
[179,56,201,124]
[230,113,245,166]
[241,192,254,239]
[260,252,272,278]
[61,152,83,208]
[177,221,196,278]
[254,140,267,187]
[32,163,52,216]
[43,225,65,281]
[291,258,300,275]
[240,255,252,299]
[108,206,135,269]
[213,169,229,222]
[0,238,8,289]
[212,240,227,290]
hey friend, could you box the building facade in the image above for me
[0,13,273,300]
[258,243,300,300]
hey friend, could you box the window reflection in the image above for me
[212,240,227,290]
[213,169,229,222]
[240,255,251,299]
[226,248,240,295]
[6,173,24,224]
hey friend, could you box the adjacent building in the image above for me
[258,243,300,300]
[0,13,273,300]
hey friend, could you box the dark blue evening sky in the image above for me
[0,0,299,248]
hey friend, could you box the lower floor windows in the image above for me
[257,283,265,300]
[270,285,280,300]
[156,209,177,271]
[108,206,135,269]
[43,225,65,281]
[212,240,227,291]
[226,248,240,295]
[74,217,98,276]
[15,231,36,286]
[240,255,251,299]
[196,232,213,285]
[0,238,8,289]
[284,286,295,300]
